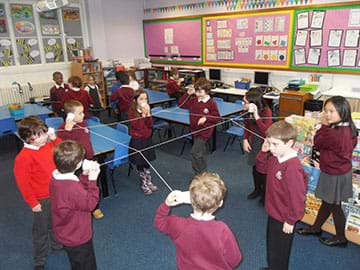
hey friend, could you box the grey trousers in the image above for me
[191,137,210,175]
[32,198,62,266]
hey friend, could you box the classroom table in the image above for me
[0,103,53,120]
[211,87,280,101]
[146,89,175,106]
[152,100,244,150]
[88,119,131,197]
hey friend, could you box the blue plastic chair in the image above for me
[151,106,176,142]
[0,117,17,137]
[116,123,128,134]
[223,125,244,154]
[179,126,193,155]
[213,97,224,103]
[38,114,50,122]
[45,117,64,130]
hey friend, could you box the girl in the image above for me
[297,96,358,247]
[166,67,184,100]
[85,75,103,117]
[242,88,273,203]
[128,89,157,195]
[128,70,140,90]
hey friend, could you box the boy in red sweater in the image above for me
[256,121,307,270]
[49,71,70,118]
[110,71,134,121]
[50,141,100,270]
[178,77,220,175]
[154,172,242,270]
[166,67,184,100]
[57,99,104,219]
[13,116,62,270]
[61,76,94,118]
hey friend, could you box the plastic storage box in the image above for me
[234,80,250,90]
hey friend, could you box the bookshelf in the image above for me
[71,61,107,107]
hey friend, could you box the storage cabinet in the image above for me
[279,91,312,117]
[71,61,107,107]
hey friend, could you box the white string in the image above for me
[230,119,266,140]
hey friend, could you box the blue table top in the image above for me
[152,100,243,125]
[0,103,52,120]
[88,120,131,155]
[146,89,175,105]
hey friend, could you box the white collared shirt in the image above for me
[277,149,298,164]
[71,87,80,91]
[198,95,210,103]
[52,170,79,182]
[23,142,41,150]
[55,83,64,89]
[190,212,215,221]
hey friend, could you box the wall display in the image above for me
[62,7,82,37]
[203,10,293,68]
[39,10,60,35]
[291,4,360,72]
[143,18,202,64]
[44,38,63,63]
[11,4,37,37]
[66,37,83,60]
[0,3,14,66]
[16,38,41,65]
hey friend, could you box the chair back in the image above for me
[112,143,129,168]
[38,114,50,122]
[213,97,224,103]
[45,117,64,130]
[88,116,100,123]
[116,123,129,134]
[0,117,17,136]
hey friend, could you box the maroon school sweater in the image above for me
[57,121,94,159]
[61,89,94,118]
[50,84,70,114]
[314,125,357,175]
[167,79,180,96]
[178,93,220,140]
[244,107,273,141]
[154,203,242,270]
[110,86,134,112]
[50,172,99,247]
[128,108,153,139]
[256,151,307,225]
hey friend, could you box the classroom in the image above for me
[1,0,360,269]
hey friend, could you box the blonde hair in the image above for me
[189,172,226,214]
[266,120,297,144]
[63,99,83,114]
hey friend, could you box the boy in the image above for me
[166,67,184,100]
[49,71,70,118]
[13,116,62,270]
[50,141,100,270]
[61,76,94,118]
[109,71,134,121]
[256,120,307,270]
[154,172,242,270]
[178,77,220,175]
[57,100,104,219]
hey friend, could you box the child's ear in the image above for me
[218,200,224,208]
[286,139,295,147]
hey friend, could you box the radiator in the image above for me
[0,82,53,106]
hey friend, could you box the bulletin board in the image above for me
[143,17,202,64]
[290,4,360,73]
[0,3,15,66]
[203,10,294,69]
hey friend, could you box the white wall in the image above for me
[143,0,360,98]
[86,0,145,67]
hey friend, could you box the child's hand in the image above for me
[142,104,151,116]
[243,139,252,153]
[261,138,270,152]
[187,86,195,96]
[197,117,207,125]
[64,120,75,131]
[88,161,101,181]
[32,204,42,212]
[47,127,56,141]
[165,190,183,206]
[283,222,294,234]
[319,111,329,126]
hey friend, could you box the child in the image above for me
[256,120,307,270]
[84,75,103,118]
[128,69,140,90]
[13,116,62,270]
[49,71,70,118]
[110,71,135,121]
[154,172,242,270]
[62,76,94,118]
[297,96,358,247]
[128,89,157,194]
[243,88,273,202]
[178,77,220,175]
[50,140,100,270]
[57,100,104,219]
[167,67,184,100]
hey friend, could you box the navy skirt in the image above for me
[129,137,156,167]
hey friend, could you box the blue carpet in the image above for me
[0,127,359,270]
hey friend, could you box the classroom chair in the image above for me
[116,123,128,134]
[213,97,224,103]
[151,107,176,142]
[223,118,244,153]
[0,117,18,149]
[179,126,193,155]
[45,117,64,130]
[38,114,50,122]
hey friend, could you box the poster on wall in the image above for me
[16,38,41,65]
[0,3,9,36]
[62,7,82,37]
[0,38,15,66]
[40,10,61,35]
[11,4,37,37]
[43,38,64,63]
[66,37,83,60]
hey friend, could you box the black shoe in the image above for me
[319,237,348,247]
[296,227,322,236]
[247,190,261,200]
[34,265,44,270]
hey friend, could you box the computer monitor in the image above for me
[254,71,270,86]
[209,69,221,81]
